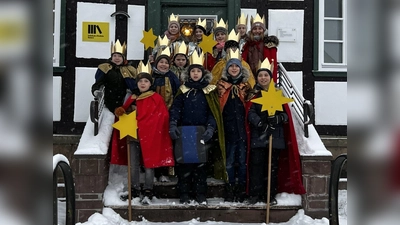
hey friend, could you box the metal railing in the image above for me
[53,158,75,225]
[90,85,105,135]
[277,63,314,137]
[329,154,347,225]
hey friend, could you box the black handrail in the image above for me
[329,154,347,225]
[53,161,75,225]
[90,85,105,135]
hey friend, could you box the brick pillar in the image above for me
[72,154,110,222]
[301,155,332,219]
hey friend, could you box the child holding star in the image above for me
[115,62,174,204]
[246,58,306,205]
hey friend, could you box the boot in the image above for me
[224,184,234,202]
[196,193,207,205]
[235,184,246,203]
[179,193,190,204]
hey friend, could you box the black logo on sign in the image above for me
[88,24,102,34]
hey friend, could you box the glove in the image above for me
[202,126,215,143]
[257,121,268,132]
[268,114,284,126]
[114,107,126,117]
[169,122,180,140]
[259,124,275,140]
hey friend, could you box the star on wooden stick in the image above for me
[251,79,294,116]
[112,111,138,139]
[140,28,157,50]
[198,33,217,54]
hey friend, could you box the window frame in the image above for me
[53,0,66,71]
[315,0,347,74]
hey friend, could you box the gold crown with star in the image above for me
[227,29,240,42]
[168,13,179,24]
[189,50,204,65]
[173,41,188,56]
[196,18,207,29]
[156,45,171,59]
[250,13,265,27]
[137,60,152,74]
[258,57,274,73]
[226,48,241,61]
[111,39,127,57]
[214,18,228,30]
[237,13,248,26]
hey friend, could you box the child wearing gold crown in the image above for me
[188,18,208,56]
[169,50,226,205]
[170,42,189,82]
[241,14,279,79]
[205,18,228,72]
[246,58,306,205]
[236,13,248,53]
[217,50,252,203]
[115,62,175,204]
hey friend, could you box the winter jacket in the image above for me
[152,69,181,109]
[91,61,137,112]
[247,84,288,149]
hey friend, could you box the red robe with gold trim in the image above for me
[110,92,175,168]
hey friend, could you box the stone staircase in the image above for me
[106,177,302,223]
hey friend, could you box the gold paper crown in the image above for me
[196,18,207,29]
[250,13,265,26]
[173,42,188,56]
[227,29,240,42]
[214,18,228,30]
[156,35,170,48]
[137,60,152,74]
[111,39,127,57]
[237,13,248,26]
[258,58,274,73]
[156,46,171,60]
[226,48,241,61]
[189,50,204,65]
[168,13,179,24]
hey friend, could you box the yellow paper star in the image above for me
[112,111,138,139]
[198,33,217,54]
[251,80,294,116]
[140,28,157,50]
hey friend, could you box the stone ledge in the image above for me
[53,134,81,144]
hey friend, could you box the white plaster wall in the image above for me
[268,10,304,63]
[53,77,62,121]
[127,5,145,60]
[240,8,257,33]
[76,2,116,59]
[74,67,97,122]
[286,71,303,95]
[315,82,347,125]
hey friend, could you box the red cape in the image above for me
[110,92,175,168]
[245,99,306,195]
[241,41,278,79]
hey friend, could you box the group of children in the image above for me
[91,13,306,206]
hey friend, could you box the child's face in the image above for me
[228,64,241,77]
[195,29,204,40]
[190,67,203,81]
[169,24,179,35]
[252,26,264,36]
[157,58,170,73]
[111,53,124,65]
[138,78,151,92]
[257,71,271,88]
[215,32,226,43]
[237,25,247,36]
[174,54,187,67]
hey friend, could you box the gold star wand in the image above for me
[250,78,293,224]
[112,111,138,139]
[140,28,157,50]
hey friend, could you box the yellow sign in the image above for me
[82,22,109,42]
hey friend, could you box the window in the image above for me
[318,0,347,72]
[53,0,65,68]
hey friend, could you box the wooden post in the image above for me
[127,141,132,222]
[266,134,273,224]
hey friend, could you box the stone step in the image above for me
[108,198,301,223]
